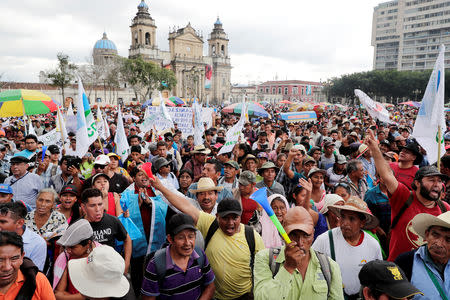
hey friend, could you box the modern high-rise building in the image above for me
[371,0,450,71]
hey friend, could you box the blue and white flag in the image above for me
[192,97,204,146]
[412,44,446,164]
[355,89,393,124]
[75,78,90,158]
[114,106,130,162]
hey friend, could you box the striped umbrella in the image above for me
[222,102,269,117]
[0,89,58,117]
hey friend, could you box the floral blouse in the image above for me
[25,210,68,241]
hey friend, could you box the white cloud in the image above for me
[0,0,381,83]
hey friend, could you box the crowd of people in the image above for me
[0,103,448,300]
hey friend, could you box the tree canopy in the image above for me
[324,69,450,103]
[119,56,177,101]
[45,53,77,103]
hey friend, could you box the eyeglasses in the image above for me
[94,165,106,169]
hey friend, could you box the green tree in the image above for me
[119,56,177,101]
[45,53,77,104]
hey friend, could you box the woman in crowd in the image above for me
[319,193,345,229]
[56,185,81,225]
[259,194,290,248]
[91,173,123,217]
[54,219,101,297]
[308,167,327,211]
[178,169,193,195]
[241,154,262,182]
[333,182,351,202]
[107,153,133,183]
[25,188,67,241]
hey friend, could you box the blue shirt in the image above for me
[411,246,450,300]
[4,172,43,209]
[364,185,391,234]
[22,226,47,271]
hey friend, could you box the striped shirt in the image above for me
[141,246,215,299]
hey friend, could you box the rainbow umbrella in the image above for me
[169,96,184,106]
[0,89,58,117]
[222,101,269,117]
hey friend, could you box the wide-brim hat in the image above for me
[398,143,423,165]
[68,246,129,298]
[192,145,211,155]
[412,211,450,239]
[189,177,223,194]
[257,161,279,176]
[307,167,326,178]
[328,197,379,230]
[242,154,259,166]
[153,157,171,171]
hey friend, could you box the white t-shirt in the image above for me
[312,227,382,295]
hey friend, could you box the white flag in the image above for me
[193,98,204,146]
[65,103,77,134]
[56,106,68,147]
[96,106,110,140]
[28,119,36,136]
[159,92,174,125]
[354,89,392,124]
[412,45,446,164]
[81,88,98,146]
[114,106,129,162]
[75,78,90,158]
[218,101,247,155]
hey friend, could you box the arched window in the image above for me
[134,32,138,45]
[212,45,216,55]
[145,32,150,45]
[221,45,225,55]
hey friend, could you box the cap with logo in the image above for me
[359,260,422,299]
[0,184,13,194]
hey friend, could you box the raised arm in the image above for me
[364,130,398,194]
[150,176,200,224]
[283,148,297,179]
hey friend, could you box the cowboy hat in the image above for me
[257,161,279,176]
[191,145,211,155]
[412,211,450,239]
[328,196,379,230]
[189,177,223,194]
[398,142,423,165]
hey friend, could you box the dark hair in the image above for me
[333,182,351,194]
[441,155,450,169]
[129,167,141,178]
[81,188,102,204]
[179,169,194,180]
[205,159,222,173]
[78,236,94,247]
[0,231,23,253]
[24,134,38,143]
[156,141,167,148]
[0,202,27,220]
[127,135,141,144]
[130,145,141,154]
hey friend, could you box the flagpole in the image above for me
[437,125,442,171]
[56,107,66,151]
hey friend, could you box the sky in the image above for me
[0,0,383,84]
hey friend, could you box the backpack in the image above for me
[268,247,332,298]
[145,245,206,282]
[204,219,256,271]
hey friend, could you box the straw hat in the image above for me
[412,211,450,239]
[189,177,223,194]
[191,145,211,155]
[328,196,379,229]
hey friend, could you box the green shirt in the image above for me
[254,247,344,300]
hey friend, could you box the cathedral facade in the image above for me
[128,0,232,104]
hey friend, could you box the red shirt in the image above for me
[387,182,450,261]
[389,162,418,190]
[241,196,258,225]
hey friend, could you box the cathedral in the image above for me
[96,0,232,104]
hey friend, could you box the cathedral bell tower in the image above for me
[208,17,229,57]
[130,0,157,50]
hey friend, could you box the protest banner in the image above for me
[279,111,317,122]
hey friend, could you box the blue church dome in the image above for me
[94,32,117,51]
[215,17,222,25]
[138,0,148,9]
